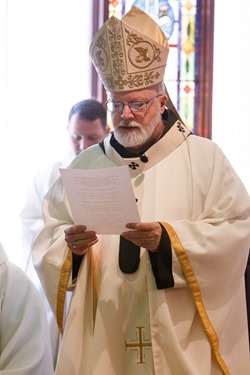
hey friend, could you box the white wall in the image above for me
[0,0,93,266]
[212,0,250,193]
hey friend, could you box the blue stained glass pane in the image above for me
[180,51,195,80]
[132,0,175,40]
[168,22,179,46]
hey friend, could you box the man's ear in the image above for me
[159,93,167,114]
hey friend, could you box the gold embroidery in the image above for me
[91,249,100,322]
[56,249,72,334]
[125,28,162,69]
[92,31,108,73]
[161,222,231,375]
[125,326,152,364]
[89,8,168,92]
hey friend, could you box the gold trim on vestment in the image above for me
[91,249,100,323]
[56,249,72,334]
[161,222,231,375]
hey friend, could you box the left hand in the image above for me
[121,222,162,252]
[64,225,98,255]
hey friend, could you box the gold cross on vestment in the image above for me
[125,326,152,364]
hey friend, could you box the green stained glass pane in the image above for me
[180,51,195,80]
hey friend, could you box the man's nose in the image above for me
[79,138,94,151]
[79,138,87,151]
[121,104,134,119]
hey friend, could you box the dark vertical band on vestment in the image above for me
[119,236,140,273]
[148,223,174,289]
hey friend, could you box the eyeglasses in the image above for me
[106,94,161,113]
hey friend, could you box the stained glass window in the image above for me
[108,0,198,132]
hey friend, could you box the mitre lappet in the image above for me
[89,6,169,92]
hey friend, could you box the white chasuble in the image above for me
[33,122,250,375]
[54,239,155,375]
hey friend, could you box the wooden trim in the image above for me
[195,0,215,139]
[91,0,109,105]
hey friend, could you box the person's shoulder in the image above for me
[184,135,230,167]
[188,134,215,145]
[1,255,33,286]
[0,243,8,265]
[0,244,8,292]
[70,142,107,169]
[187,134,222,153]
[0,243,33,288]
[0,257,45,315]
[0,247,34,300]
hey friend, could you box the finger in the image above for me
[126,222,155,231]
[70,237,98,248]
[65,231,97,243]
[64,225,87,235]
[68,238,98,254]
[122,229,156,240]
[125,223,141,230]
[131,237,160,250]
[65,232,98,246]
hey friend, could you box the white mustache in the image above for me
[118,120,141,129]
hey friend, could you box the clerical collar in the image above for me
[100,119,192,174]
[110,108,172,158]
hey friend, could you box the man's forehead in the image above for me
[69,116,104,131]
[108,87,156,101]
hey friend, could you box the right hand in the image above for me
[64,225,98,255]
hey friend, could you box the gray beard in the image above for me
[114,121,153,148]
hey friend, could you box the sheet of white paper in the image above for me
[60,165,140,234]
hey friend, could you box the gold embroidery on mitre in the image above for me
[89,7,169,92]
[125,28,162,68]
[92,31,107,72]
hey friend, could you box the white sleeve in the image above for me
[0,261,54,374]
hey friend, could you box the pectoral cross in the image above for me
[125,326,152,364]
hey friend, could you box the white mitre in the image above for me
[89,7,169,92]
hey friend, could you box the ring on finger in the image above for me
[72,242,78,249]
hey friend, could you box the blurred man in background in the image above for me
[20,98,109,367]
